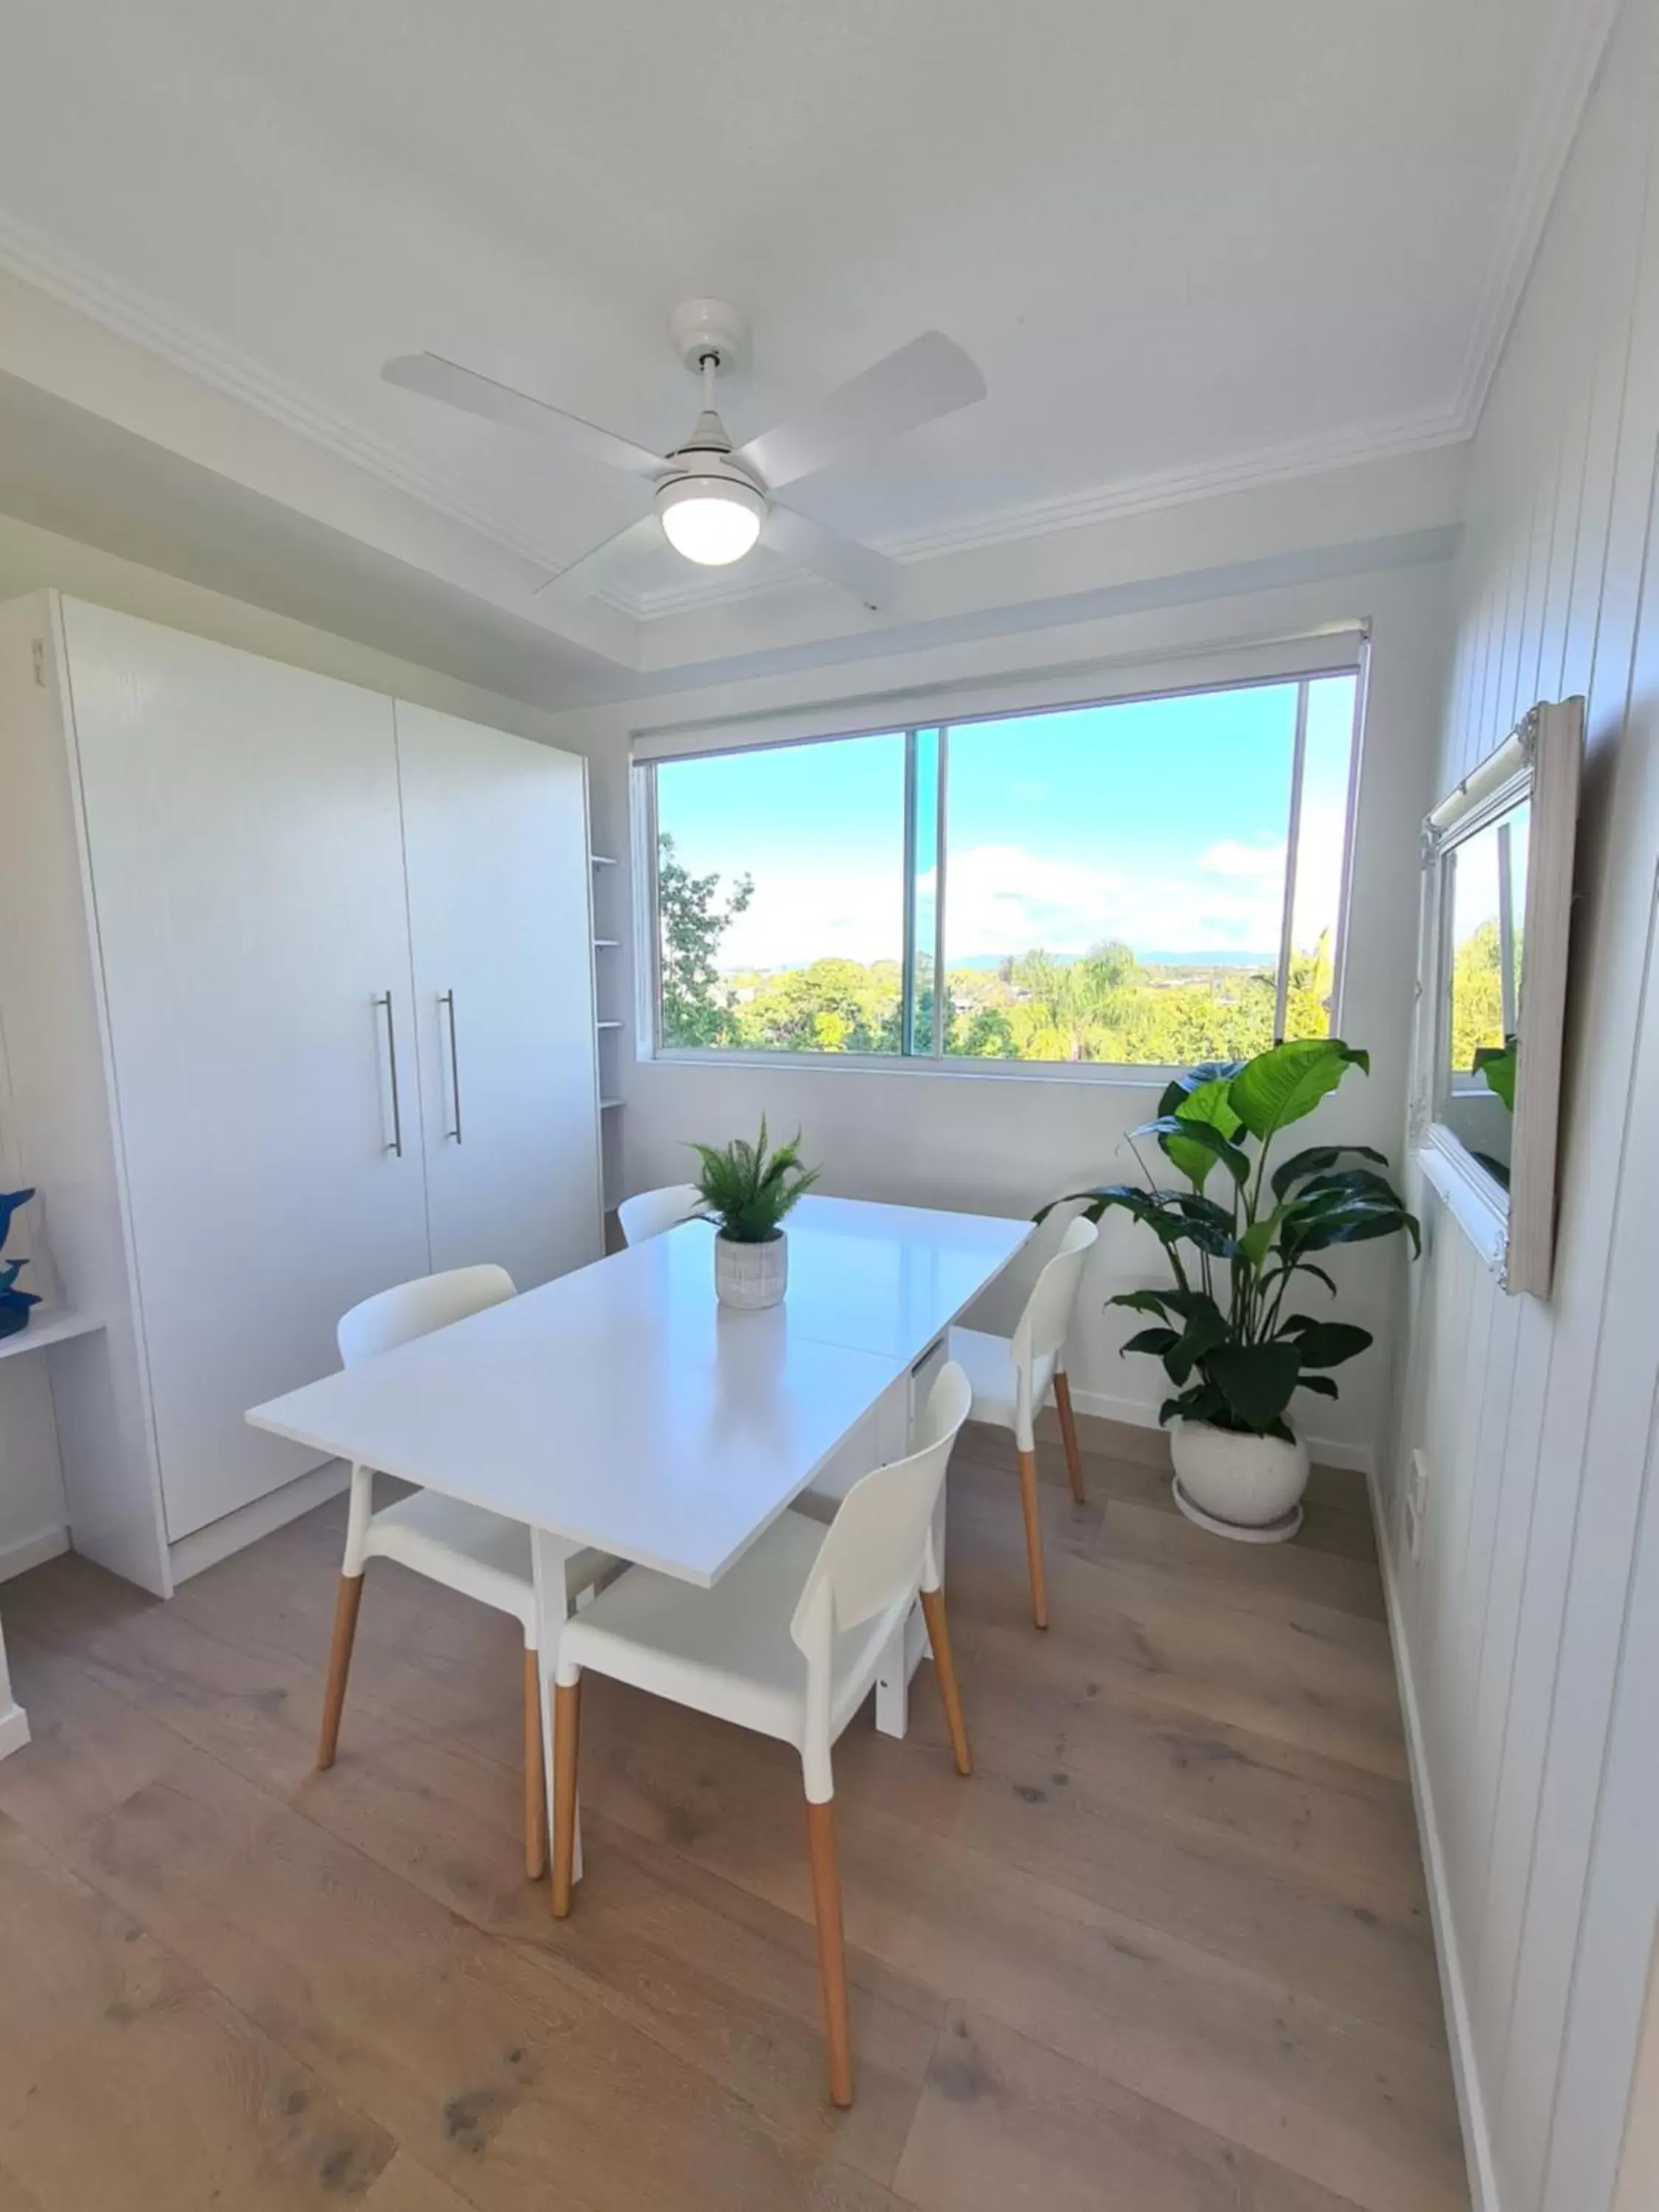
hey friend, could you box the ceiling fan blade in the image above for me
[735,332,985,491]
[383,353,672,481]
[762,506,898,611]
[532,512,661,604]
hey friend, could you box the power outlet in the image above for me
[1406,1448,1430,1561]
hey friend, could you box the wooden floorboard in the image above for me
[0,1432,1467,2211]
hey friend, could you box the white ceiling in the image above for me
[0,0,1607,688]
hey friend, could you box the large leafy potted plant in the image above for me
[1038,1040,1419,1540]
[690,1119,818,1310]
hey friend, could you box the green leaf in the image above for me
[1165,1301,1233,1385]
[1298,1374,1340,1398]
[1165,1075,1247,1184]
[1270,1144,1389,1201]
[1112,1285,1220,1324]
[1227,1039,1370,1143]
[1106,1288,1180,1318]
[1037,1183,1173,1228]
[1285,1197,1422,1260]
[1134,1113,1249,1189]
[1156,1063,1246,1121]
[1159,1382,1228,1427]
[1278,1316,1374,1367]
[1473,1039,1517,1111]
[1162,1193,1237,1258]
[1205,1341,1303,1432]
[1290,1166,1408,1211]
[1121,1326,1180,1358]
[1235,1207,1283,1270]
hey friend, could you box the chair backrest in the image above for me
[792,1361,972,1649]
[337,1263,516,1366]
[1012,1214,1097,1371]
[616,1183,703,1246]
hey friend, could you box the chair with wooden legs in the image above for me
[616,1183,702,1245]
[549,1362,976,2108]
[947,1214,1098,1629]
[317,1264,615,1879]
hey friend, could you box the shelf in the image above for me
[596,1020,622,1031]
[0,1310,103,1363]
[593,939,621,950]
[599,1097,624,1110]
[589,853,619,867]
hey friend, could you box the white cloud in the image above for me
[933,843,1284,958]
[721,861,904,967]
[1197,839,1285,880]
[714,838,1303,970]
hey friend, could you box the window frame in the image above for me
[633,644,1367,1083]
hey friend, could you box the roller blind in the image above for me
[630,626,1366,765]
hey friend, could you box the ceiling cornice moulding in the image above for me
[0,209,567,577]
[622,409,1469,622]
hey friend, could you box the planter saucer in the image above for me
[1172,1476,1303,1545]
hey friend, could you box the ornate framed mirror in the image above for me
[1411,697,1582,1297]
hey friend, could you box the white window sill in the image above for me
[643,1046,1183,1090]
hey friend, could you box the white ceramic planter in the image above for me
[1170,1417,1310,1543]
[714,1229,788,1310]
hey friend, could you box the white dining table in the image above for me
[246,1192,1032,1877]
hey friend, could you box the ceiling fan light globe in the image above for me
[655,475,766,566]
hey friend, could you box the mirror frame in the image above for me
[1411,696,1582,1298]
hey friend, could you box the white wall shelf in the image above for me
[597,1020,622,1031]
[0,1310,102,1363]
[599,1097,623,1110]
[593,939,621,949]
[590,853,618,867]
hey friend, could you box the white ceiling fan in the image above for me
[383,299,986,611]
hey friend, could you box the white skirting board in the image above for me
[0,1700,29,1761]
[167,1458,350,1583]
[0,1523,70,1585]
[1368,1467,1500,2212]
[1070,1382,1376,1478]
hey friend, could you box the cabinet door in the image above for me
[63,602,431,1542]
[395,702,602,1290]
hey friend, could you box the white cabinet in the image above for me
[0,594,602,1593]
[395,702,599,1293]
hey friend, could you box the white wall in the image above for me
[0,510,577,1576]
[1383,4,1659,2208]
[551,557,1451,1472]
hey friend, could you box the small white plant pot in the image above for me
[1169,1417,1310,1543]
[714,1230,787,1311]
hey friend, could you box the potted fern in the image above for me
[690,1120,818,1310]
[1038,1040,1419,1540]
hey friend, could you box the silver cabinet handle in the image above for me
[374,992,403,1157]
[439,990,463,1144]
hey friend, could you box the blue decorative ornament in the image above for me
[0,1187,40,1340]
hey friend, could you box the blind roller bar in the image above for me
[630,626,1366,765]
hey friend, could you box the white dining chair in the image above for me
[549,1361,976,2108]
[616,1183,703,1245]
[319,1263,614,1879]
[947,1214,1098,1630]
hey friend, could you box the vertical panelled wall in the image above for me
[1387,7,1659,2211]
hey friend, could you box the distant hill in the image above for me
[947,949,1276,972]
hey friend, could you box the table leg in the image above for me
[531,1529,584,1885]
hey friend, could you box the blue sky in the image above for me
[657,675,1357,970]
